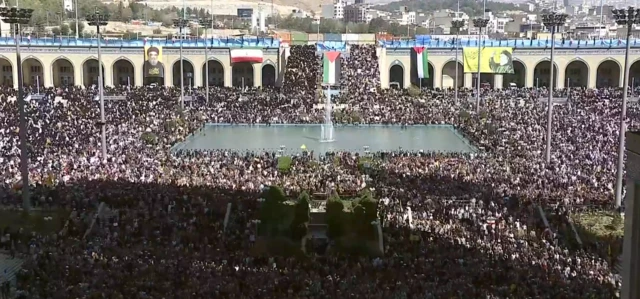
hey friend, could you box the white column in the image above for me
[494,74,503,89]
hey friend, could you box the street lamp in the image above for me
[87,9,109,163]
[0,7,33,212]
[199,19,212,104]
[613,7,640,209]
[173,17,189,108]
[541,12,568,164]
[473,18,488,113]
[451,19,465,103]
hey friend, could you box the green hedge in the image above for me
[277,156,293,172]
[140,132,158,145]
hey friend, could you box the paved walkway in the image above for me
[0,252,23,297]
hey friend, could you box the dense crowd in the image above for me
[0,45,629,298]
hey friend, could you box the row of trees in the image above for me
[10,0,206,28]
[326,190,378,241]
[376,0,524,18]
[259,186,310,241]
[275,16,431,36]
[258,186,379,248]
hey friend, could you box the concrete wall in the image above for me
[0,46,280,88]
[0,45,637,89]
[381,47,635,89]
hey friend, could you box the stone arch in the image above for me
[0,55,13,87]
[51,57,75,87]
[565,58,589,88]
[81,58,106,87]
[389,61,404,89]
[172,58,195,88]
[232,62,254,88]
[202,58,225,87]
[441,59,463,89]
[504,59,526,87]
[612,58,640,89]
[112,57,136,87]
[533,59,559,88]
[261,64,276,87]
[22,56,44,87]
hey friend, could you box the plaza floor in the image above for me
[171,124,477,154]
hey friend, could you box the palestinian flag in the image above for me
[414,47,429,79]
[322,51,340,85]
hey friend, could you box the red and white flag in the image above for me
[230,49,263,63]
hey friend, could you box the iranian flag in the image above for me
[414,46,429,79]
[322,51,341,85]
[230,49,263,63]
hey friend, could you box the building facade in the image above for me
[2,37,640,90]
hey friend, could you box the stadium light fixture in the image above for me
[541,12,568,165]
[473,18,489,113]
[451,20,466,103]
[0,7,33,212]
[173,17,189,108]
[200,19,213,104]
[87,9,110,163]
[613,7,640,209]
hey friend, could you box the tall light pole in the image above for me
[473,18,488,113]
[613,7,640,209]
[451,19,465,102]
[541,12,568,164]
[0,7,33,212]
[173,17,188,108]
[200,18,212,104]
[87,9,109,163]
[74,0,79,38]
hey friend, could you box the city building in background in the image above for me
[344,4,370,24]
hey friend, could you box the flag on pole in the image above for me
[413,47,429,79]
[322,51,340,85]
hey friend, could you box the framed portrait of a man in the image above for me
[144,46,164,78]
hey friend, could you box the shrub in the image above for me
[458,110,471,120]
[290,192,311,241]
[326,192,345,240]
[277,156,293,172]
[407,85,421,97]
[164,120,178,133]
[140,132,158,145]
[259,186,289,237]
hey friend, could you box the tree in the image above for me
[290,192,311,241]
[368,18,387,33]
[375,0,523,17]
[259,186,288,236]
[326,191,345,240]
[190,25,205,38]
[59,24,70,36]
[69,21,85,37]
[121,7,133,22]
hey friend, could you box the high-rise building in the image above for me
[344,4,369,23]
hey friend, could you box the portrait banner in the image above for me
[463,47,514,74]
[144,45,164,78]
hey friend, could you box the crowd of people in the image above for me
[0,45,629,298]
